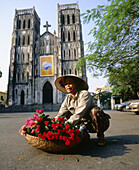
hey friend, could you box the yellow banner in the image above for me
[40,56,53,76]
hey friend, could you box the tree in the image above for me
[77,0,139,97]
[108,59,139,99]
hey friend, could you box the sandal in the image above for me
[97,137,106,146]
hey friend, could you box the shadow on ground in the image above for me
[52,135,139,158]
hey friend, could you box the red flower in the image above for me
[65,140,71,146]
[65,124,70,130]
[58,117,65,123]
[36,109,39,113]
[44,121,49,126]
[62,136,67,141]
[39,109,43,114]
[52,118,55,122]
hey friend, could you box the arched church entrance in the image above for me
[43,81,53,104]
[21,90,24,105]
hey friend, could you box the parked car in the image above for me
[126,100,139,114]
[115,101,131,111]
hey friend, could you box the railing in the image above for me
[58,2,78,10]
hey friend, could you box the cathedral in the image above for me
[7,2,87,106]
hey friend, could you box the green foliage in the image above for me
[0,70,2,78]
[77,0,139,98]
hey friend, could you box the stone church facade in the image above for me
[7,2,87,106]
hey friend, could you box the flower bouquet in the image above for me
[19,109,82,153]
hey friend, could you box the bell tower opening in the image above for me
[43,81,53,104]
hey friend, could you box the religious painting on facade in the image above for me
[40,55,53,76]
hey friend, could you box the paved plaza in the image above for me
[0,110,139,170]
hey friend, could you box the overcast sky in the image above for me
[0,0,109,92]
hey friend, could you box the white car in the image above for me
[126,100,139,114]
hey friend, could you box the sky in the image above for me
[0,0,109,93]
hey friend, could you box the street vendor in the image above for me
[54,74,110,146]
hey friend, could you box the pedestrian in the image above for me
[54,74,110,146]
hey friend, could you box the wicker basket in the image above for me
[25,134,83,153]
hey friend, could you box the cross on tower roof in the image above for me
[43,21,51,32]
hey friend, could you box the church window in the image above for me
[22,35,25,45]
[27,89,28,98]
[28,19,30,28]
[74,49,76,58]
[16,73,18,82]
[63,32,65,42]
[69,49,71,59]
[18,36,20,46]
[26,72,29,82]
[27,35,30,45]
[27,53,29,62]
[67,15,70,24]
[72,14,75,23]
[16,72,20,82]
[63,50,65,60]
[69,69,72,74]
[23,20,26,29]
[64,69,66,75]
[73,31,76,41]
[62,15,65,25]
[68,31,70,41]
[36,69,38,76]
[75,69,77,75]
[22,72,24,82]
[18,20,21,29]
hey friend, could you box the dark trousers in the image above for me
[85,108,111,138]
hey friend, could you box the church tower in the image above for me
[7,7,40,105]
[7,2,87,107]
[57,2,87,79]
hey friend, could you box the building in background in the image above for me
[0,91,7,106]
[7,2,87,106]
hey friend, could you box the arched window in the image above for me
[72,14,75,23]
[28,19,30,28]
[63,32,65,42]
[69,69,72,74]
[68,31,70,41]
[22,72,24,82]
[16,73,18,82]
[23,20,26,29]
[18,20,21,29]
[69,49,71,59]
[63,50,65,60]
[27,89,28,98]
[36,69,38,76]
[22,35,25,45]
[18,36,20,46]
[67,15,70,24]
[27,53,30,62]
[26,72,29,82]
[64,69,66,75]
[73,31,76,41]
[75,69,77,75]
[74,49,76,59]
[62,15,65,25]
[27,35,30,45]
[17,72,20,82]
